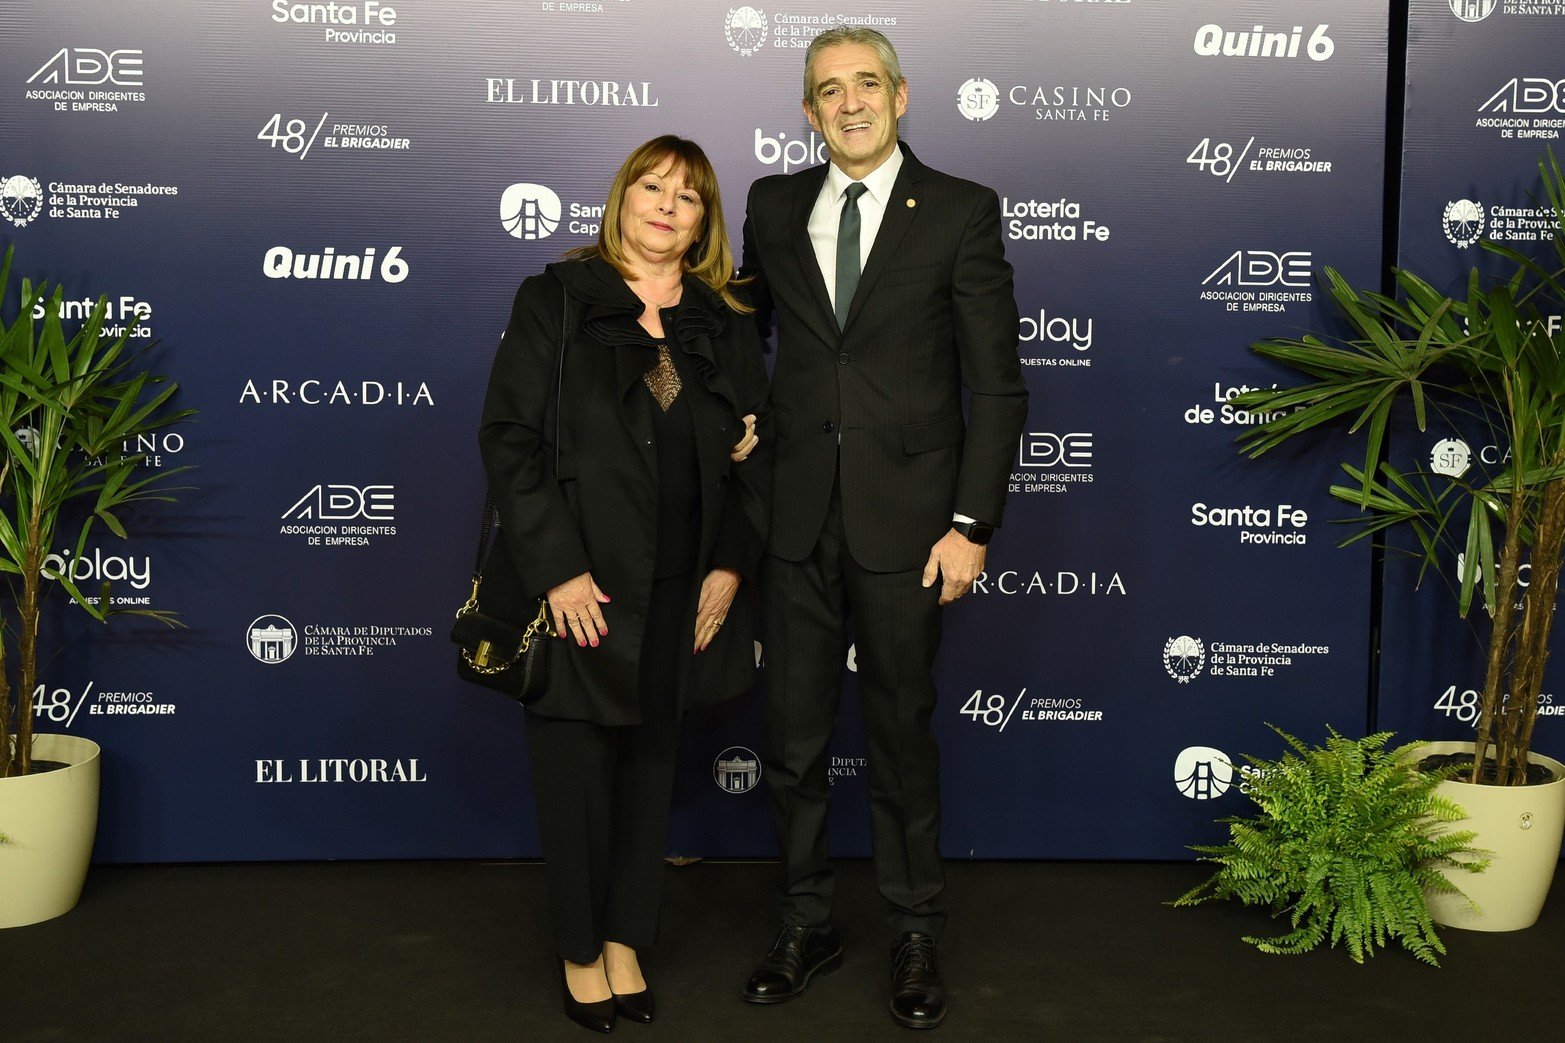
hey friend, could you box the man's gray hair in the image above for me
[802,26,904,108]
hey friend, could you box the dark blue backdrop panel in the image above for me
[2,0,1384,861]
[1380,1,1565,750]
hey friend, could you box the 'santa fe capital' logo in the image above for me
[725,7,768,56]
[956,78,1000,122]
[1164,635,1205,683]
[501,183,562,240]
[714,746,761,793]
[1444,199,1485,248]
[1175,746,1233,799]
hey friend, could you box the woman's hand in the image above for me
[547,571,610,648]
[693,568,742,652]
[729,413,758,462]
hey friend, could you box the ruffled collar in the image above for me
[548,256,724,349]
[548,256,739,414]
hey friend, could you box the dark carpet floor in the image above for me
[4,859,1563,1041]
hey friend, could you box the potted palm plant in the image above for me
[0,245,192,928]
[1230,151,1565,931]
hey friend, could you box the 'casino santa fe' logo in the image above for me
[1443,199,1485,248]
[1,175,46,227]
[1430,438,1473,478]
[956,78,1000,122]
[725,7,768,56]
[1163,635,1206,683]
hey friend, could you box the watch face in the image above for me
[958,521,993,545]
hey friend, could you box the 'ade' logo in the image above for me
[1017,432,1093,469]
[28,48,143,86]
[1202,250,1311,288]
[283,485,394,521]
[1479,78,1565,114]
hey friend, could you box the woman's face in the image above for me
[619,160,705,269]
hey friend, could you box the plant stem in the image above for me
[16,494,42,778]
[1473,482,1526,784]
[1511,478,1565,783]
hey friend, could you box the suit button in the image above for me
[838,353,849,365]
[822,421,836,433]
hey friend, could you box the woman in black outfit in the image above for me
[479,136,769,1033]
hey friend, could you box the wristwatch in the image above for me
[952,519,995,546]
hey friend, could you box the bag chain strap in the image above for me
[459,280,572,645]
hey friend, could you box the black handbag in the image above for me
[450,503,556,702]
[451,284,570,702]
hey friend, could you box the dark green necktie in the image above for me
[835,181,868,329]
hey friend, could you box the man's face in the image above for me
[803,42,907,179]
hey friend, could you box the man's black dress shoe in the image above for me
[560,964,615,1034]
[613,987,654,1024]
[742,924,843,1003]
[889,933,946,1029]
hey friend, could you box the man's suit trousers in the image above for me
[763,481,947,938]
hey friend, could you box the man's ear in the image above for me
[803,98,821,133]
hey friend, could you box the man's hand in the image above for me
[729,413,759,462]
[694,568,742,652]
[921,529,987,605]
[546,571,611,647]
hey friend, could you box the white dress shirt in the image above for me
[806,146,904,315]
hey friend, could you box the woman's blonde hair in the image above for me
[569,135,752,314]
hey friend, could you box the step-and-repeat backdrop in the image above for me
[1380,3,1565,746]
[0,1,1555,863]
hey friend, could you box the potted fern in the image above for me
[1230,151,1565,931]
[0,245,192,928]
[1174,727,1485,964]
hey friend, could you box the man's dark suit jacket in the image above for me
[742,142,1029,573]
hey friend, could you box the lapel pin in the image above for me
[906,198,916,208]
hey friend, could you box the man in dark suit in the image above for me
[739,26,1028,1030]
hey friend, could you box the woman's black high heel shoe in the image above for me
[561,963,615,1033]
[612,985,655,1024]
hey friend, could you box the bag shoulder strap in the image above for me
[472,279,572,583]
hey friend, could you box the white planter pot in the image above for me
[0,733,101,929]
[1421,740,1565,933]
